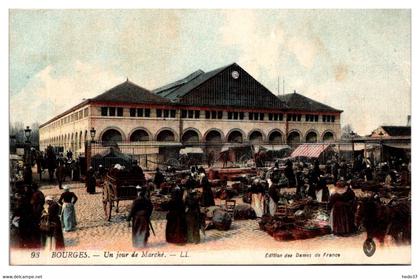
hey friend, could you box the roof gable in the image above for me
[278,92,342,113]
[381,126,411,137]
[156,63,286,109]
[92,80,168,104]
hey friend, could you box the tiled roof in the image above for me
[381,126,411,137]
[91,80,168,104]
[154,63,287,109]
[278,92,342,113]
[154,64,232,101]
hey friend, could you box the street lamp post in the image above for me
[350,131,356,163]
[23,126,32,185]
[86,127,96,172]
[90,127,96,143]
[378,131,384,163]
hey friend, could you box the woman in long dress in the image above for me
[40,196,65,250]
[86,166,96,194]
[185,190,201,244]
[250,179,265,218]
[268,183,280,216]
[58,185,78,232]
[200,173,215,207]
[164,187,187,244]
[328,181,356,236]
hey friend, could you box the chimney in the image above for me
[407,115,411,126]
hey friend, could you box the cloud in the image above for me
[334,64,349,81]
[10,61,123,125]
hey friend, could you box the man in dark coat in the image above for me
[56,160,65,189]
[284,160,296,188]
[86,166,96,194]
[127,186,154,248]
[200,173,215,207]
[164,187,187,244]
[308,176,330,202]
[295,167,305,199]
[71,159,80,181]
[14,191,41,249]
[328,181,356,236]
[153,168,165,188]
[185,190,202,244]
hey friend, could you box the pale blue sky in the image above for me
[9,9,411,135]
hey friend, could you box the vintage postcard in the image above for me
[8,9,411,266]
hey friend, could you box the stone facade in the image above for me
[39,63,342,158]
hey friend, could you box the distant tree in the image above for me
[341,124,360,139]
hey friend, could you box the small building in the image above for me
[370,126,411,138]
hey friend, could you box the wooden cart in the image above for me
[102,173,145,221]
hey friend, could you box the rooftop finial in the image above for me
[293,90,296,94]
[126,77,129,82]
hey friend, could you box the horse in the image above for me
[355,195,411,247]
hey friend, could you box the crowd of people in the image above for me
[248,155,410,237]
[10,144,411,250]
[126,166,212,248]
[10,182,78,250]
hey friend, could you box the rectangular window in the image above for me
[181,110,187,118]
[117,107,123,117]
[217,111,223,119]
[260,113,264,121]
[279,113,283,121]
[239,112,244,120]
[228,112,233,119]
[78,111,83,119]
[315,115,319,122]
[211,111,216,119]
[109,107,116,116]
[188,110,194,118]
[305,115,309,121]
[205,111,211,119]
[297,115,301,121]
[274,114,278,121]
[156,109,162,117]
[268,113,273,121]
[101,107,108,116]
[331,115,335,122]
[292,115,297,121]
[137,108,143,117]
[130,108,136,117]
[144,108,150,117]
[84,108,89,117]
[195,110,200,119]
[170,110,176,118]
[234,112,239,120]
[163,109,169,118]
[249,112,253,120]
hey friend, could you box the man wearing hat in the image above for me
[127,186,153,248]
[58,185,78,232]
[327,180,356,236]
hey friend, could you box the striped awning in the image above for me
[179,147,204,154]
[291,144,331,158]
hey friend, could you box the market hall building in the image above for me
[39,63,342,166]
